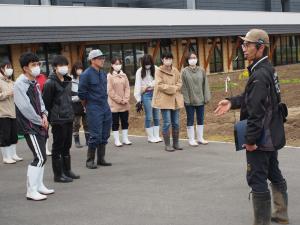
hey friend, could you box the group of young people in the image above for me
[0,49,211,201]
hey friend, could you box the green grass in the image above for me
[280,79,300,85]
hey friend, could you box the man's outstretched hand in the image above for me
[214,100,232,116]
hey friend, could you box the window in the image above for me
[84,42,147,84]
[73,2,85,6]
[36,43,62,76]
[208,38,223,73]
[0,45,10,65]
[273,36,298,66]
[232,37,245,70]
[40,0,51,5]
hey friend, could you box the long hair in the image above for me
[141,54,155,79]
[71,61,84,79]
[109,57,122,74]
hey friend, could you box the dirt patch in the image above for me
[128,64,300,147]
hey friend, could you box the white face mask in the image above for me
[31,66,41,77]
[163,59,173,66]
[113,64,122,72]
[4,68,13,77]
[57,66,69,76]
[188,59,198,66]
[145,65,151,70]
[76,69,83,76]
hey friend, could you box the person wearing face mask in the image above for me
[134,54,162,143]
[107,57,132,147]
[43,55,80,183]
[14,52,54,201]
[181,52,211,147]
[152,52,184,152]
[0,60,23,164]
[70,62,89,148]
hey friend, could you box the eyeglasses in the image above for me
[242,41,256,48]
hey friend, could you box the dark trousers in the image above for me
[184,104,205,126]
[246,150,285,192]
[73,114,88,134]
[0,118,18,147]
[51,122,73,159]
[24,134,47,167]
[112,111,129,131]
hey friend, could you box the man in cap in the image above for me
[78,49,112,169]
[215,29,289,225]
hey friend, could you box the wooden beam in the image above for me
[152,40,161,63]
[269,36,279,61]
[176,39,180,68]
[179,39,191,69]
[78,44,85,62]
[228,37,241,70]
[204,38,217,70]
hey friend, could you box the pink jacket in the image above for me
[107,71,130,112]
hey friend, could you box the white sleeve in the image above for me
[13,82,42,126]
[134,68,142,102]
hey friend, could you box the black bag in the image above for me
[135,101,143,113]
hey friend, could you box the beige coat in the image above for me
[107,71,130,112]
[152,66,184,110]
[0,74,16,118]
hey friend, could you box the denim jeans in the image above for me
[160,109,180,134]
[142,91,160,128]
[184,104,205,126]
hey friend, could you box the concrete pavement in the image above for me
[0,135,299,225]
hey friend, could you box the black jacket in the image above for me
[42,73,74,124]
[229,56,285,151]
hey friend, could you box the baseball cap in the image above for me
[87,49,105,60]
[240,29,270,47]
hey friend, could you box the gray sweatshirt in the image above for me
[181,66,211,106]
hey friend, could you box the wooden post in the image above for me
[152,40,161,62]
[179,39,191,69]
[204,38,217,70]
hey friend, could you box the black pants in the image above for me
[51,122,73,159]
[246,150,285,192]
[0,118,18,147]
[24,134,47,167]
[112,111,129,131]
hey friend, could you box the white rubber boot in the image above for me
[1,146,16,164]
[38,166,55,195]
[187,126,199,147]
[196,125,208,145]
[122,129,132,145]
[153,126,163,143]
[26,165,47,201]
[46,139,52,156]
[146,127,156,143]
[11,144,23,161]
[113,131,123,147]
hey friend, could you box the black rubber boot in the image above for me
[62,155,80,179]
[252,191,271,225]
[84,132,90,146]
[86,147,97,169]
[52,157,73,183]
[73,134,83,148]
[271,181,289,224]
[163,132,174,152]
[172,129,183,150]
[97,144,112,166]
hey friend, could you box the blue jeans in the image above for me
[160,109,180,134]
[185,104,205,126]
[142,91,160,128]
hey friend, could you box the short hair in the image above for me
[161,51,173,60]
[19,52,39,69]
[52,55,69,67]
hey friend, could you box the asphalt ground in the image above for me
[0,135,299,225]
